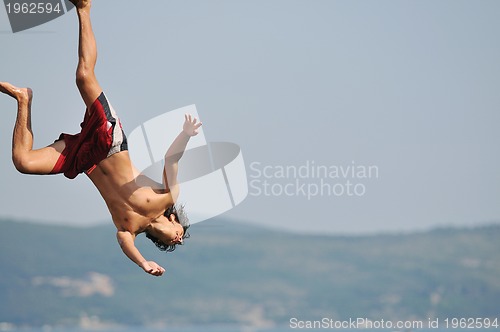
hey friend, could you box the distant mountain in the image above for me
[0,218,499,329]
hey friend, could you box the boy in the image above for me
[0,0,200,277]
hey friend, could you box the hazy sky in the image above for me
[1,0,499,234]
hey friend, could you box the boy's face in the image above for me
[159,214,184,246]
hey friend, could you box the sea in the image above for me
[1,328,491,332]
[0,327,291,332]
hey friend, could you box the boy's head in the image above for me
[146,204,190,252]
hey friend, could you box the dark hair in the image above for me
[145,204,190,252]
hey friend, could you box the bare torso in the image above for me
[87,151,173,235]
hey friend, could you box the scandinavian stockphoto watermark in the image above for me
[3,0,75,33]
[249,160,379,200]
[289,317,499,330]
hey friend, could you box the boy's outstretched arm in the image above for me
[163,114,202,199]
[116,231,165,277]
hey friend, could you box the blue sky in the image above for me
[1,0,499,234]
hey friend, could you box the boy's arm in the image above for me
[116,231,165,277]
[163,114,202,199]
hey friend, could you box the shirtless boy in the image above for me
[0,0,201,277]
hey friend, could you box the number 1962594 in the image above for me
[5,2,62,14]
[443,318,499,329]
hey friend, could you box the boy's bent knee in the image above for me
[12,154,41,174]
[75,68,94,88]
[75,67,101,107]
[13,156,33,174]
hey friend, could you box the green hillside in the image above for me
[0,218,499,329]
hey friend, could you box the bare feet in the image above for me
[69,0,91,9]
[0,82,32,104]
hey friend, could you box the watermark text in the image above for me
[249,160,379,200]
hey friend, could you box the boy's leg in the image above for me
[0,1,102,175]
[71,0,102,110]
[0,82,64,174]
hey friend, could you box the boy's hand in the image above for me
[140,261,165,277]
[182,113,202,137]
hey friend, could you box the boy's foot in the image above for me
[0,82,32,104]
[69,0,91,9]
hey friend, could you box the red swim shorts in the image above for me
[50,92,128,179]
